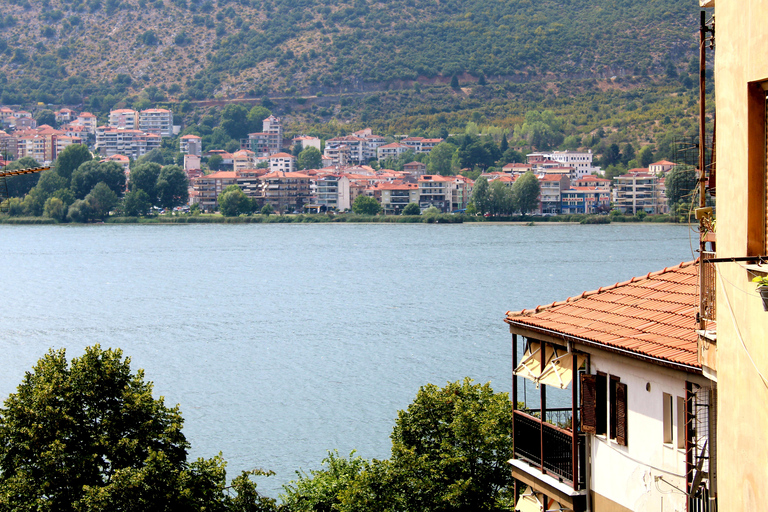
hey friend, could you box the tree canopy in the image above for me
[512,171,541,214]
[0,346,276,511]
[297,146,322,170]
[352,195,381,215]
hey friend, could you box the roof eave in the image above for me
[505,318,702,374]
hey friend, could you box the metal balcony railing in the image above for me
[700,251,716,321]
[513,409,585,488]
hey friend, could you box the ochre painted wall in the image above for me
[713,0,768,509]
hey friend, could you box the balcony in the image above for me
[513,409,585,488]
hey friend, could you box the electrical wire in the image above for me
[715,267,768,389]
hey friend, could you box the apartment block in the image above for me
[139,109,174,138]
[109,109,139,130]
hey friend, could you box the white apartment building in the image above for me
[180,134,202,156]
[528,150,598,179]
[109,109,139,130]
[139,109,174,138]
[96,127,162,159]
[312,174,351,211]
[269,152,296,173]
[377,142,410,160]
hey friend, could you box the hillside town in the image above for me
[0,106,678,216]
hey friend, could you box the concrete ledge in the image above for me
[509,459,587,511]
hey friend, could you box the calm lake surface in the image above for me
[0,223,696,496]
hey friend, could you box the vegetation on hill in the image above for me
[0,0,704,112]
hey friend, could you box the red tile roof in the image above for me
[505,261,709,370]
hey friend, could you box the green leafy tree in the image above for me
[639,146,655,167]
[43,196,66,221]
[220,104,250,141]
[34,109,57,128]
[260,203,274,216]
[157,165,189,209]
[471,176,490,215]
[218,184,250,216]
[122,189,152,216]
[402,202,421,215]
[85,181,119,219]
[4,157,42,197]
[21,187,48,216]
[427,142,457,176]
[0,346,277,511]
[352,195,381,215]
[53,144,92,184]
[388,378,516,511]
[71,161,126,199]
[450,75,459,88]
[129,162,162,205]
[297,146,322,170]
[207,154,224,171]
[512,171,541,214]
[247,106,272,133]
[488,180,514,216]
[281,451,373,512]
[136,148,176,166]
[665,166,697,208]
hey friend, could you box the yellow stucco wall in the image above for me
[713,0,768,508]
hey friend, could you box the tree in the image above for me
[297,146,322,170]
[53,144,92,184]
[450,75,459,88]
[43,196,66,221]
[86,182,119,219]
[122,189,151,216]
[512,171,541,214]
[471,176,490,215]
[488,180,514,216]
[218,185,250,216]
[388,378,515,511]
[208,154,224,171]
[665,166,697,208]
[247,106,271,133]
[129,162,162,204]
[4,157,42,197]
[352,195,381,215]
[71,161,126,199]
[135,147,176,166]
[220,104,250,141]
[638,146,655,167]
[157,165,189,209]
[34,109,57,128]
[0,346,277,511]
[427,142,457,176]
[402,203,421,215]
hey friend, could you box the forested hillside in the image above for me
[0,0,701,110]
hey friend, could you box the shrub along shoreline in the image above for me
[0,212,682,225]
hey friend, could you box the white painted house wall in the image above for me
[587,353,695,512]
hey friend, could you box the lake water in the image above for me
[0,223,697,496]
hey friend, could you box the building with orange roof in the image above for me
[505,261,713,512]
[180,134,202,156]
[539,174,571,214]
[233,149,257,172]
[376,142,410,161]
[573,175,611,191]
[191,170,239,211]
[417,174,454,212]
[260,170,311,212]
[55,108,75,124]
[311,174,351,211]
[648,160,677,175]
[0,130,17,159]
[378,181,419,214]
[108,109,138,130]
[95,126,162,160]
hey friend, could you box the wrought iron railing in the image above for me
[701,251,716,321]
[513,410,585,488]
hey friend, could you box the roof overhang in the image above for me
[700,0,714,7]
[508,320,702,375]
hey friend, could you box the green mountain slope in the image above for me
[0,0,699,108]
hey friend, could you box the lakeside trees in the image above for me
[0,346,275,510]
[281,378,516,511]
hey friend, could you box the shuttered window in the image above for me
[581,374,597,434]
[616,382,628,446]
[764,90,768,254]
[610,375,619,440]
[596,373,607,436]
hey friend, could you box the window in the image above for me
[663,392,673,444]
[677,396,686,449]
[581,372,627,446]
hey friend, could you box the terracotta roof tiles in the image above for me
[505,261,711,369]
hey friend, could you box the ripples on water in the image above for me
[0,223,696,495]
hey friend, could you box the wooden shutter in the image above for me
[610,375,619,440]
[616,382,628,446]
[580,373,597,434]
